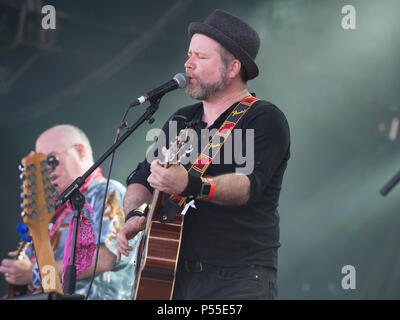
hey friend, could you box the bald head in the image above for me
[35,124,94,193]
[36,124,93,162]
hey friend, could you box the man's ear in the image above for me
[229,59,242,79]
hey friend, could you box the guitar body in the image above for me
[8,241,33,298]
[132,127,194,300]
[133,206,184,300]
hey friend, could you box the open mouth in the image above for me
[187,77,196,85]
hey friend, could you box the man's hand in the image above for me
[147,159,188,195]
[0,251,33,285]
[116,216,147,261]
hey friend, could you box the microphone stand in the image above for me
[380,170,400,196]
[60,97,161,295]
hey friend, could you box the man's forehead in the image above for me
[35,128,65,153]
[188,33,221,53]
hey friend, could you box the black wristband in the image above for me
[179,173,203,198]
[125,209,147,223]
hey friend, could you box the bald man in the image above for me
[0,125,139,299]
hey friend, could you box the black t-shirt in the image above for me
[126,98,290,270]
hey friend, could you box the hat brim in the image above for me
[189,22,259,80]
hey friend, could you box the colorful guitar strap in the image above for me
[159,95,259,223]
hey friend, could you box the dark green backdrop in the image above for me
[1,0,400,299]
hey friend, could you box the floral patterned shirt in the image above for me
[27,176,139,300]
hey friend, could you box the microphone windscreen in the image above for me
[174,73,189,89]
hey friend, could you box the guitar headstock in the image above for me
[165,128,194,166]
[19,151,57,233]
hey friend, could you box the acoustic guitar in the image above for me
[19,151,63,294]
[7,239,33,298]
[133,127,194,300]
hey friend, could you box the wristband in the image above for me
[124,203,149,223]
[179,173,214,200]
[179,173,203,198]
[200,177,215,200]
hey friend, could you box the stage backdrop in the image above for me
[1,0,400,299]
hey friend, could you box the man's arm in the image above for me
[116,183,153,261]
[148,161,250,206]
[207,173,250,206]
[147,104,290,207]
[123,183,153,214]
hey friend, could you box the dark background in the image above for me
[1,0,400,299]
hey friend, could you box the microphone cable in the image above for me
[84,104,133,300]
[83,72,187,299]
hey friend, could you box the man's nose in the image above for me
[184,56,195,70]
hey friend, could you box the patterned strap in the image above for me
[170,95,259,207]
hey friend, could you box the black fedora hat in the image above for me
[188,9,260,80]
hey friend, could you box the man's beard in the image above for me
[186,66,229,100]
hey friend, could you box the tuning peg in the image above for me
[21,208,37,218]
[25,182,36,191]
[46,183,56,192]
[21,164,34,172]
[44,185,56,198]
[20,183,37,191]
[21,202,36,210]
[40,160,48,168]
[48,203,55,212]
[186,146,193,155]
[20,192,36,200]
[19,173,35,181]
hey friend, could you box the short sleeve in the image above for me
[84,180,126,256]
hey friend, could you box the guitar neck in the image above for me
[20,151,63,295]
[147,161,169,219]
[31,227,63,294]
[143,189,163,234]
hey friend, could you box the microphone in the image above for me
[131,73,188,107]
